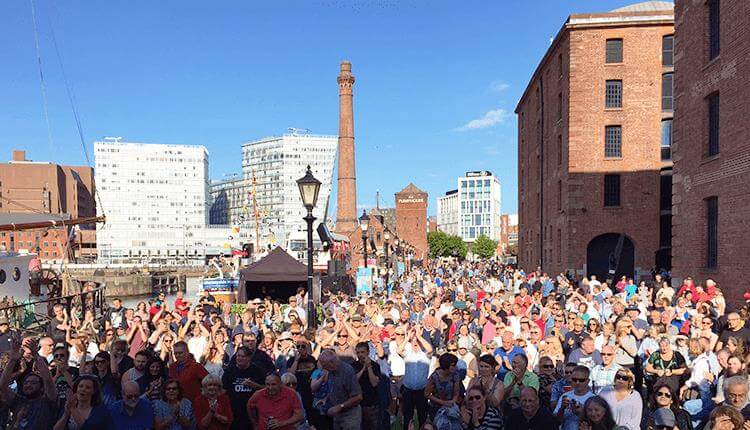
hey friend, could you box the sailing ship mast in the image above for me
[250,166,261,253]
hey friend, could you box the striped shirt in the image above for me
[467,406,504,430]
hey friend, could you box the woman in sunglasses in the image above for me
[90,351,120,407]
[467,354,505,408]
[163,378,196,430]
[600,368,642,430]
[536,355,559,409]
[459,385,504,430]
[645,383,692,430]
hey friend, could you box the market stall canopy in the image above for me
[237,246,307,302]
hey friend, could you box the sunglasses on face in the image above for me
[542,365,555,369]
[448,349,458,352]
[615,374,630,381]
[601,353,614,356]
[656,391,672,398]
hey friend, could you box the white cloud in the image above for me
[456,108,509,131]
[484,145,501,156]
[490,81,510,92]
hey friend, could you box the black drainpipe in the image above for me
[539,77,545,270]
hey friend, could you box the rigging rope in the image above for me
[45,0,107,217]
[28,0,55,151]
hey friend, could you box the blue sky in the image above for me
[1,0,639,216]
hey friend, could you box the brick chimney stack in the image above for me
[335,61,358,234]
[12,150,26,161]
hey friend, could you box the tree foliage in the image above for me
[427,231,468,259]
[471,234,498,259]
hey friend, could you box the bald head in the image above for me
[519,387,540,416]
[319,349,340,371]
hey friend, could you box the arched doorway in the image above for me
[586,233,635,282]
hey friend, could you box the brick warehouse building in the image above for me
[395,184,428,260]
[672,0,750,303]
[516,2,675,281]
[0,150,97,261]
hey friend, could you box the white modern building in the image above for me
[436,190,459,236]
[241,133,337,248]
[95,138,245,265]
[437,171,502,242]
[458,171,501,242]
[209,176,248,226]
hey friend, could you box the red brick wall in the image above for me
[395,189,428,260]
[0,228,69,260]
[0,156,95,218]
[518,15,673,279]
[672,0,750,304]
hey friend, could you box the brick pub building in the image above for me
[516,2,675,281]
[395,184,428,260]
[672,0,750,303]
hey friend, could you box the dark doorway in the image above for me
[586,233,635,283]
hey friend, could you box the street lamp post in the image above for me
[359,210,370,268]
[296,165,321,329]
[383,230,390,290]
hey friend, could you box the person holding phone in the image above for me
[554,365,595,430]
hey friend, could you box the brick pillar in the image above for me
[335,61,358,234]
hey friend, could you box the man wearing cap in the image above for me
[455,337,477,387]
[0,316,20,353]
[650,407,677,430]
[274,332,297,375]
[284,295,307,323]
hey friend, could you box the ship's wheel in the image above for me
[39,268,62,298]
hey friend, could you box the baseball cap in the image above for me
[458,337,472,350]
[653,407,676,427]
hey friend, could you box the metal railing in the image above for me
[0,285,107,335]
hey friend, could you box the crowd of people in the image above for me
[0,259,749,430]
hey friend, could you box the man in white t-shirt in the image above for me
[554,365,595,430]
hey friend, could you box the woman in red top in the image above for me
[194,374,233,430]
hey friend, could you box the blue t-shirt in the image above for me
[493,346,526,379]
[109,398,155,430]
[311,368,333,414]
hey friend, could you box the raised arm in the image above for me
[0,342,21,401]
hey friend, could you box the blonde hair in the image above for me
[616,368,635,389]
[281,372,297,385]
[201,374,223,396]
[543,336,564,360]
[615,318,632,336]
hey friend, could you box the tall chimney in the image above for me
[335,61,357,233]
[12,150,26,162]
